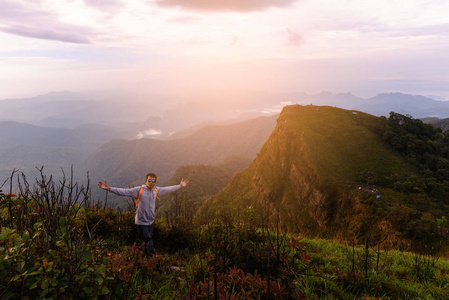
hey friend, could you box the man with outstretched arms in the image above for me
[98,173,189,256]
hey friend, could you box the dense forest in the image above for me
[381,112,449,202]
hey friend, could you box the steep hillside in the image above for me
[422,117,449,132]
[202,105,444,251]
[85,115,278,189]
[154,155,252,214]
[168,155,253,199]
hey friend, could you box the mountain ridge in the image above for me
[200,105,444,250]
[2,91,449,133]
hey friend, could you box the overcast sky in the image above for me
[1,0,449,100]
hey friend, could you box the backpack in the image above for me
[135,186,159,208]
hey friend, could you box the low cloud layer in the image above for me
[156,0,298,12]
[136,129,163,139]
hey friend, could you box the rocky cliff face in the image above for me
[202,105,431,248]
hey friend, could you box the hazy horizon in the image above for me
[1,0,449,101]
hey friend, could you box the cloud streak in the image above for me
[0,0,94,44]
[156,0,298,12]
[0,25,91,44]
[0,0,51,22]
[388,23,449,38]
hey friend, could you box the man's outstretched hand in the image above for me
[180,178,189,187]
[98,180,111,191]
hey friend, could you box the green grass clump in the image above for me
[303,237,449,299]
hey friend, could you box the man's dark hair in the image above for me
[146,173,157,182]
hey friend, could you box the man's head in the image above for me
[145,173,157,189]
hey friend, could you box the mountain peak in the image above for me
[202,105,438,249]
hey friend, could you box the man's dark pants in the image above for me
[137,223,156,256]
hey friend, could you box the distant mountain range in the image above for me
[1,90,449,135]
[0,91,270,138]
[2,90,449,192]
[291,91,449,119]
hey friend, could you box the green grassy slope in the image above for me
[155,155,252,215]
[202,105,441,250]
[282,105,417,185]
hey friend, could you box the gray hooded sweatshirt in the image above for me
[110,184,181,225]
